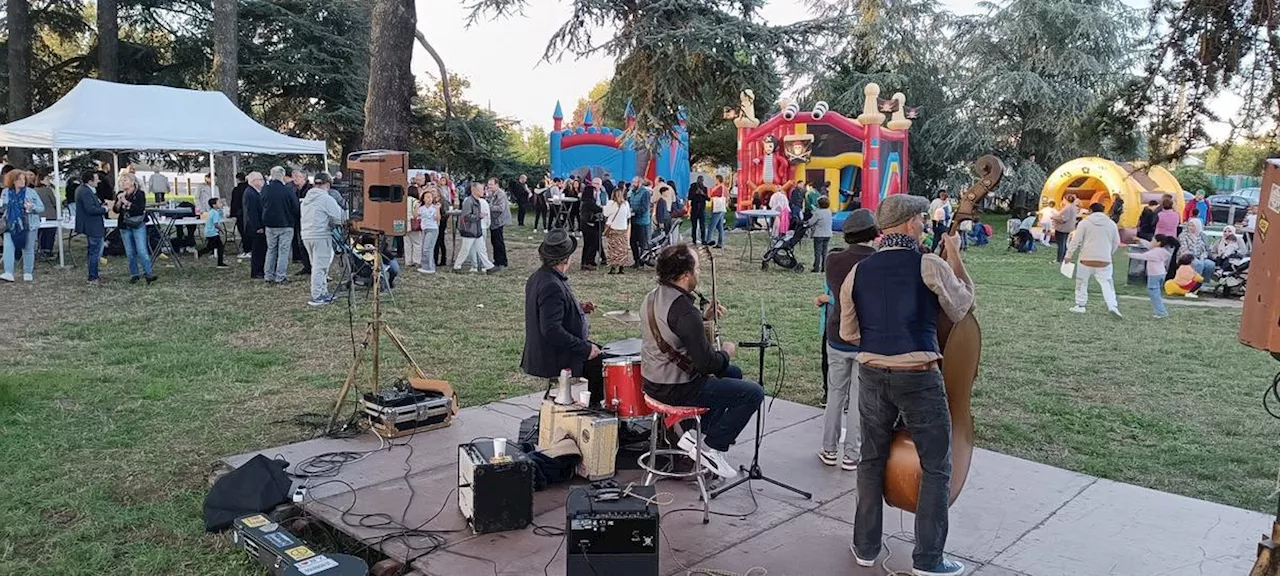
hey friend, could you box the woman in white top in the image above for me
[602,187,633,274]
[417,189,441,273]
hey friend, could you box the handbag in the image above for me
[603,205,624,238]
[123,213,146,229]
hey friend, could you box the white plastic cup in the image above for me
[492,438,506,458]
[579,390,591,406]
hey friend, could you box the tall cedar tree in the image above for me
[362,0,415,150]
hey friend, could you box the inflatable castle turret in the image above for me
[549,100,692,198]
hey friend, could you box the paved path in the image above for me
[223,391,1270,575]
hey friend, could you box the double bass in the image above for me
[882,155,1005,512]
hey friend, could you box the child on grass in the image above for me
[806,196,832,273]
[1164,253,1204,298]
[199,197,228,268]
[1129,234,1175,318]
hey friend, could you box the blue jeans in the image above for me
[708,212,726,246]
[684,364,759,451]
[86,235,103,280]
[1147,274,1168,316]
[2,229,36,276]
[120,226,153,278]
[854,365,952,571]
[1192,258,1215,280]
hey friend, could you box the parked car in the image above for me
[1207,193,1256,224]
[1232,187,1261,203]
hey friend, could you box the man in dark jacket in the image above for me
[74,171,107,284]
[288,168,314,275]
[510,174,531,227]
[229,172,248,257]
[243,171,268,279]
[688,176,709,244]
[520,229,603,405]
[261,166,300,283]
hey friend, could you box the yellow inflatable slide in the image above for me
[1038,157,1185,231]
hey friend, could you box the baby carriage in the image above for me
[637,221,679,267]
[1212,256,1249,298]
[761,217,815,272]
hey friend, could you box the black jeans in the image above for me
[491,226,508,267]
[812,237,830,272]
[533,204,548,229]
[630,223,650,266]
[684,365,760,451]
[853,365,951,571]
[581,223,600,267]
[1054,231,1070,263]
[200,235,226,266]
[434,215,449,266]
[517,201,528,226]
[567,202,580,232]
[689,210,706,244]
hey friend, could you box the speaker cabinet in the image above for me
[346,149,408,236]
[1240,159,1280,354]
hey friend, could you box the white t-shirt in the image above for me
[1245,213,1257,229]
[602,201,631,230]
[420,204,438,230]
[480,198,491,230]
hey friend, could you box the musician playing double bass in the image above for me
[838,195,974,576]
[640,244,762,480]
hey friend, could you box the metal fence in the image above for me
[1209,174,1262,191]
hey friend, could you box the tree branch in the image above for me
[413,28,476,147]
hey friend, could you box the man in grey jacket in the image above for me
[299,173,348,306]
[487,177,511,270]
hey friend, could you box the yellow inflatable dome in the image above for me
[1038,157,1185,231]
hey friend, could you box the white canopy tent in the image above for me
[0,79,327,266]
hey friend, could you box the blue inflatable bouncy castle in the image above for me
[549,101,691,199]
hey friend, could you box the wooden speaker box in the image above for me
[1240,159,1280,355]
[346,149,408,236]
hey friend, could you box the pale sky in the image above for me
[414,0,1235,142]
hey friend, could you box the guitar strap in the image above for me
[645,299,696,375]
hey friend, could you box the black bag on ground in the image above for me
[202,454,292,532]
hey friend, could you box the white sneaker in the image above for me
[1108,308,1123,318]
[22,273,32,282]
[417,268,434,274]
[1184,292,1198,299]
[850,541,877,567]
[237,253,250,259]
[677,431,738,479]
[0,272,13,282]
[1069,306,1086,313]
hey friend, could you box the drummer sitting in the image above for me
[641,244,762,479]
[521,229,604,406]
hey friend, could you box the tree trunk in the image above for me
[97,0,119,82]
[212,0,239,196]
[7,0,32,168]
[361,0,415,150]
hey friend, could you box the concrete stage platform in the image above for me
[223,390,1270,575]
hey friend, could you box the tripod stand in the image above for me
[711,304,812,500]
[327,233,425,431]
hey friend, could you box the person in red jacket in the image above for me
[1182,191,1210,224]
[752,136,791,206]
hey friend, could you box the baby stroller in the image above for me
[637,222,678,267]
[761,217,815,272]
[1212,256,1249,298]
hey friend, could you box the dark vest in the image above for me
[852,249,940,356]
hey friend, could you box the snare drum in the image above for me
[603,355,651,418]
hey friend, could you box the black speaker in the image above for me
[565,485,660,576]
[457,441,534,534]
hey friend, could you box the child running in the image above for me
[1129,234,1175,318]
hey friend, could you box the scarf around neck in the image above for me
[5,188,29,248]
[879,232,919,251]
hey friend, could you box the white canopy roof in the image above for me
[0,79,326,154]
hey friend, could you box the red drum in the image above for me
[603,356,651,418]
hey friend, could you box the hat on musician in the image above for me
[876,194,930,230]
[841,208,876,235]
[538,228,578,263]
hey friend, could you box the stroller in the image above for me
[637,221,679,267]
[761,217,815,272]
[1212,256,1249,298]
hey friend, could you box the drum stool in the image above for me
[636,394,711,524]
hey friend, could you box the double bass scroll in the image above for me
[881,155,1004,513]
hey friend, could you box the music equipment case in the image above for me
[565,485,660,576]
[231,514,369,576]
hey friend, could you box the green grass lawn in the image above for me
[0,224,1275,574]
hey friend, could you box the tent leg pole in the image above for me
[209,150,217,198]
[54,148,65,268]
[112,152,118,175]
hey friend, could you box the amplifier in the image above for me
[360,387,452,438]
[566,485,660,576]
[231,514,369,576]
[457,441,533,534]
[538,400,618,480]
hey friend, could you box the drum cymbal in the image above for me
[604,310,641,323]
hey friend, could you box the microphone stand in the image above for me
[711,302,812,500]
